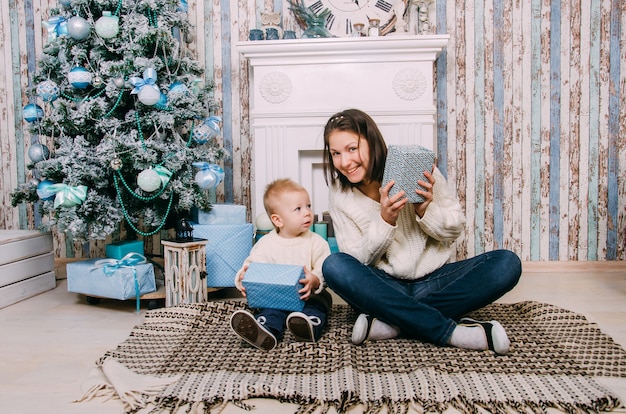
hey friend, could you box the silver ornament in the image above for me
[110,158,122,170]
[113,77,125,88]
[67,16,91,40]
[28,143,51,163]
[92,75,103,87]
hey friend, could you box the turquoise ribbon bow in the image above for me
[94,253,147,312]
[47,184,87,208]
[42,16,67,41]
[129,68,159,95]
[153,165,172,188]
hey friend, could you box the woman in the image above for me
[321,109,521,354]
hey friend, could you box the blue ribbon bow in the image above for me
[94,253,147,312]
[205,116,222,135]
[47,184,88,208]
[129,68,160,95]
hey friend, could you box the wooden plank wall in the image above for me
[0,0,624,262]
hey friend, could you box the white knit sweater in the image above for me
[329,167,466,280]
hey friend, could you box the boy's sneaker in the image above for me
[230,310,277,351]
[458,317,510,355]
[287,312,321,342]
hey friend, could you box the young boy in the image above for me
[231,178,332,351]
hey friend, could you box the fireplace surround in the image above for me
[237,35,449,220]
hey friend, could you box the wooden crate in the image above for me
[0,230,55,309]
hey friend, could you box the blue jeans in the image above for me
[322,250,521,346]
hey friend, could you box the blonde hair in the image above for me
[263,178,308,216]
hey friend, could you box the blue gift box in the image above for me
[242,263,305,312]
[191,204,247,225]
[191,223,253,287]
[66,257,156,300]
[105,240,144,259]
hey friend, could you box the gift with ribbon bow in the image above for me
[129,68,161,105]
[47,184,88,208]
[42,16,68,42]
[67,254,156,312]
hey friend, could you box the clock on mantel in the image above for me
[303,0,409,37]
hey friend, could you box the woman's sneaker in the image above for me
[230,310,277,351]
[459,317,510,355]
[287,312,321,342]
[351,314,400,345]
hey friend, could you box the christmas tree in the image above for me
[11,0,225,242]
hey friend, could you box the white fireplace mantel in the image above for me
[236,35,449,221]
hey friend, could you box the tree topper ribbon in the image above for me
[153,165,173,187]
[129,68,159,95]
[93,253,148,312]
[42,16,68,41]
[47,184,87,208]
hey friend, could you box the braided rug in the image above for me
[99,300,626,413]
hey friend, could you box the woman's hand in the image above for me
[234,264,248,297]
[298,266,319,300]
[413,169,435,218]
[380,180,408,226]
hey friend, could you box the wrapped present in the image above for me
[191,203,247,225]
[382,145,436,203]
[242,262,305,312]
[192,223,253,287]
[66,254,156,310]
[105,240,144,259]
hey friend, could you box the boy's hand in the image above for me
[234,264,249,297]
[298,266,319,300]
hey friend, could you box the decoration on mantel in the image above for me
[392,68,427,101]
[407,0,434,35]
[259,72,293,104]
[260,12,283,39]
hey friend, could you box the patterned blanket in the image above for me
[92,300,626,413]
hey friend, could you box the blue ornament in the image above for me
[192,162,224,190]
[68,66,92,89]
[155,92,168,109]
[36,179,56,200]
[36,80,60,102]
[168,81,189,98]
[23,104,44,123]
[192,116,222,144]
[59,0,72,6]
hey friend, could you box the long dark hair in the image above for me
[322,109,388,191]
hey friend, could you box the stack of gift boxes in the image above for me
[190,204,253,288]
[65,203,341,310]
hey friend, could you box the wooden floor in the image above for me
[0,262,624,414]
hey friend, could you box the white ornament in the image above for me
[137,169,161,192]
[95,11,119,39]
[255,213,274,231]
[138,86,161,106]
